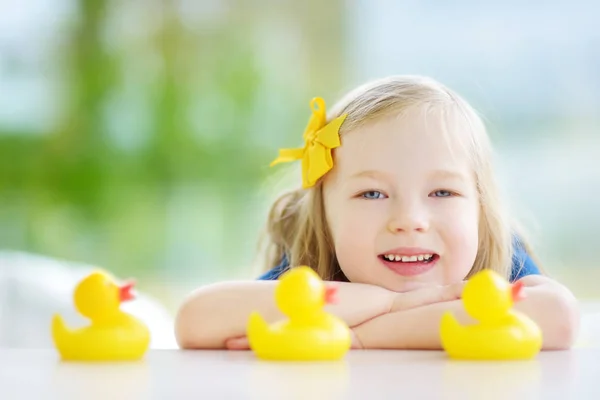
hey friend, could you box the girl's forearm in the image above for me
[354,278,580,350]
[175,280,395,349]
[353,299,467,350]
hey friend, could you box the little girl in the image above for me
[175,76,579,350]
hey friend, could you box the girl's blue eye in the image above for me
[361,191,385,200]
[431,190,454,197]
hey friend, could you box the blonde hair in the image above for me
[260,75,540,281]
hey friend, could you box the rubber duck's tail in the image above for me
[247,311,269,350]
[51,314,70,352]
[440,311,462,351]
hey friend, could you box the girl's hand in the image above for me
[225,336,251,350]
[350,328,364,349]
[225,331,365,350]
[389,282,465,313]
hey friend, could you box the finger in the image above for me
[225,336,251,350]
[350,330,364,350]
[226,338,249,350]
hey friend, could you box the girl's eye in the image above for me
[360,190,386,200]
[431,190,455,198]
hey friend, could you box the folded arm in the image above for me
[175,280,397,349]
[353,275,580,350]
[175,279,465,349]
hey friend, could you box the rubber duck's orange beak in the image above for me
[119,280,136,302]
[324,285,338,304]
[511,280,526,302]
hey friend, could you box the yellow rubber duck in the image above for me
[51,270,151,361]
[440,269,542,360]
[247,266,351,361]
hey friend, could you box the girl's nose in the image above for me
[386,205,430,233]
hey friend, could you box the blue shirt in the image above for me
[258,240,540,282]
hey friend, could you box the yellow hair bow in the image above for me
[270,97,347,188]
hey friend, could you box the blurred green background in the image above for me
[1,0,598,316]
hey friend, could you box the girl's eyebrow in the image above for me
[350,169,467,182]
[427,169,468,182]
[349,170,392,181]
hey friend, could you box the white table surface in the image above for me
[1,348,599,400]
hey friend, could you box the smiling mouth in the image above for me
[378,253,439,263]
[378,253,440,277]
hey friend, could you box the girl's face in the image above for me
[323,107,480,292]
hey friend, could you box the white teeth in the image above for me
[383,253,434,262]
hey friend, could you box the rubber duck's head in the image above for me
[275,266,337,317]
[463,269,525,321]
[74,271,136,319]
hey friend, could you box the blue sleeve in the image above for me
[510,238,541,282]
[257,254,290,280]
